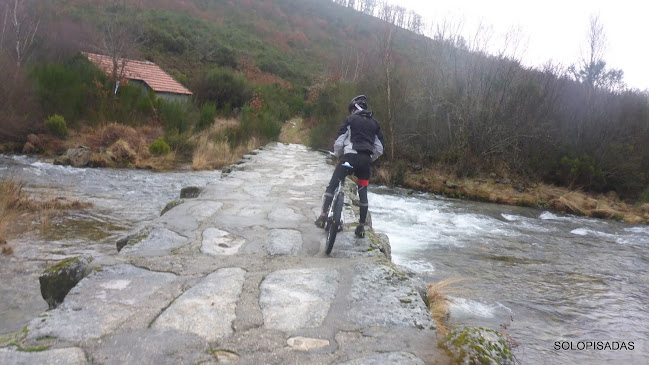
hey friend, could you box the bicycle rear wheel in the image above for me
[325,191,344,255]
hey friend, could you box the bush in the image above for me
[32,54,107,123]
[196,102,216,131]
[193,67,252,111]
[44,115,68,138]
[156,99,194,133]
[149,138,171,155]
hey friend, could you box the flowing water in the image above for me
[2,154,648,364]
[0,154,221,334]
[369,187,649,364]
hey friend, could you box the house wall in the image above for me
[157,92,191,103]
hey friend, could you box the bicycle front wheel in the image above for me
[325,192,344,255]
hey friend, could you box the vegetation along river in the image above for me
[2,153,648,364]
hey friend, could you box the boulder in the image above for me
[180,186,201,199]
[439,327,515,365]
[445,180,459,189]
[39,255,93,309]
[54,147,93,167]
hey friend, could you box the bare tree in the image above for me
[569,14,624,92]
[93,0,143,99]
[378,24,396,161]
[0,0,40,68]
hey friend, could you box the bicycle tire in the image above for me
[325,191,344,255]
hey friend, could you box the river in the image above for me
[1,154,648,364]
[0,154,222,335]
[369,186,648,364]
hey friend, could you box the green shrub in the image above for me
[193,67,252,111]
[391,161,407,186]
[44,115,68,138]
[196,102,216,131]
[149,138,171,155]
[156,99,194,133]
[32,54,107,123]
[164,131,195,156]
[640,186,649,203]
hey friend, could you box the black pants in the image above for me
[323,152,371,223]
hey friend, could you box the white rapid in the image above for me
[369,187,649,364]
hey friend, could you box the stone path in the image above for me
[2,143,448,364]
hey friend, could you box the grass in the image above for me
[191,118,260,170]
[278,118,309,145]
[0,174,92,247]
[426,278,470,335]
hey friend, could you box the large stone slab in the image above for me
[268,206,304,222]
[0,347,87,364]
[158,200,223,234]
[152,268,245,341]
[338,352,425,365]
[346,262,435,329]
[260,268,339,331]
[201,228,246,256]
[266,229,302,256]
[27,264,176,341]
[90,329,212,365]
[120,227,188,257]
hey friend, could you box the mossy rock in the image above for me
[180,186,201,199]
[116,227,152,252]
[439,326,515,365]
[161,199,184,216]
[39,256,93,310]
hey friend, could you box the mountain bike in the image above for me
[324,161,353,255]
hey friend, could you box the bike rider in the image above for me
[315,95,385,238]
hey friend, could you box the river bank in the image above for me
[389,167,649,224]
[280,118,649,225]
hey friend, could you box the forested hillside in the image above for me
[1,0,648,203]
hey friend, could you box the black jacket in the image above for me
[333,110,385,162]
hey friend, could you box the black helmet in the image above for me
[348,95,368,113]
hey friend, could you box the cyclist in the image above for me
[314,95,385,238]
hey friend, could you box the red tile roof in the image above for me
[84,52,192,95]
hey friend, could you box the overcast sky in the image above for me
[387,0,649,91]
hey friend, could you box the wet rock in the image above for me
[28,264,177,341]
[201,228,245,255]
[179,186,201,199]
[152,268,245,341]
[287,337,330,351]
[439,326,515,365]
[119,227,188,257]
[260,268,339,331]
[116,227,152,252]
[266,229,302,256]
[90,329,212,365]
[500,178,512,185]
[338,352,424,365]
[346,262,434,329]
[0,347,87,364]
[39,255,93,310]
[160,199,183,216]
[54,147,93,167]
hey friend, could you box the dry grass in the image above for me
[403,167,649,223]
[191,119,261,170]
[0,175,92,247]
[278,118,310,145]
[86,123,163,152]
[0,176,23,243]
[426,278,470,335]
